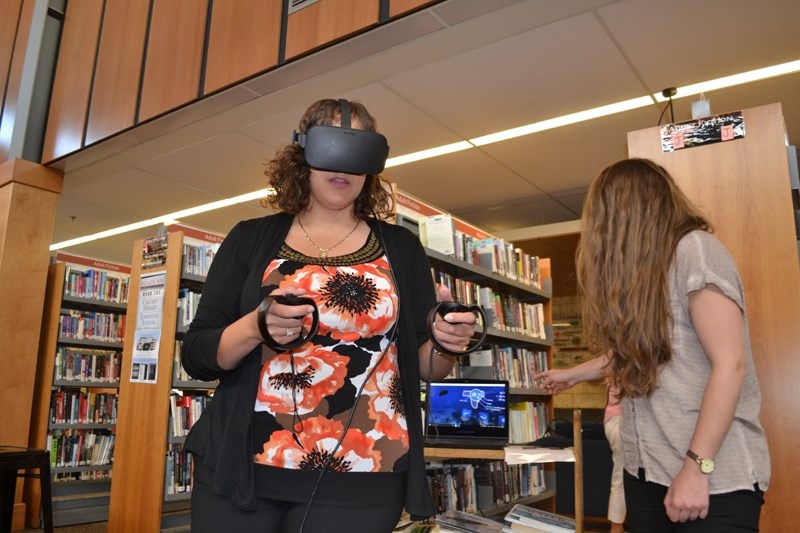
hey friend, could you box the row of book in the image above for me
[177,288,202,327]
[165,443,193,495]
[508,401,549,444]
[169,392,210,438]
[58,309,126,343]
[419,214,545,290]
[63,265,130,304]
[434,270,547,338]
[460,346,549,389]
[53,346,121,383]
[427,460,547,515]
[46,428,115,469]
[181,241,219,278]
[50,389,118,425]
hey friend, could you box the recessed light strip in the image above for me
[653,59,800,102]
[50,188,272,251]
[50,59,799,252]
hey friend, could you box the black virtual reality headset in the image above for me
[291,99,390,175]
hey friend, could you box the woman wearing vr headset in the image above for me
[535,159,769,532]
[181,98,477,532]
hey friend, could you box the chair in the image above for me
[0,446,53,533]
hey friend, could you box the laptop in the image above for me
[423,378,510,449]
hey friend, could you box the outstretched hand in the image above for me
[533,368,579,394]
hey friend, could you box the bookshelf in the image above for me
[26,255,130,527]
[107,227,221,533]
[394,194,557,519]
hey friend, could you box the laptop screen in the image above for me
[425,379,509,441]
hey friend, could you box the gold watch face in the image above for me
[699,458,715,474]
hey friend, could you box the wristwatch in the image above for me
[686,450,715,474]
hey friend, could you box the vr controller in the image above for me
[291,99,390,176]
[257,294,320,351]
[426,301,488,356]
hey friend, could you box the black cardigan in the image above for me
[181,212,437,519]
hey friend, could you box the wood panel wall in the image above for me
[203,0,281,94]
[0,0,24,150]
[138,0,208,121]
[0,0,33,163]
[40,1,104,163]
[40,0,446,163]
[84,0,151,147]
[628,103,800,532]
[284,0,380,60]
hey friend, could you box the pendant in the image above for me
[320,250,328,258]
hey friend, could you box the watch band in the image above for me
[686,449,715,474]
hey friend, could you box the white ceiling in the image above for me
[49,0,800,266]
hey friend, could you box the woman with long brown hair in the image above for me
[536,158,770,532]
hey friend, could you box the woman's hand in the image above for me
[430,285,477,353]
[533,368,579,394]
[664,461,710,522]
[260,286,314,345]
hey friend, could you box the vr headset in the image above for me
[291,99,390,175]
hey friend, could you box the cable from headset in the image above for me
[298,216,399,532]
[298,337,391,531]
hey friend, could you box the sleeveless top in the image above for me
[252,232,410,475]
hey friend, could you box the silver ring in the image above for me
[287,328,293,337]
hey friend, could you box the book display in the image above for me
[107,226,222,533]
[26,254,130,526]
[395,190,557,519]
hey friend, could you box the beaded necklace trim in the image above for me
[278,231,383,266]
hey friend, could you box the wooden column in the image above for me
[628,103,800,532]
[0,158,63,530]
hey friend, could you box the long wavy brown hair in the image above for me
[576,158,711,398]
[263,98,395,219]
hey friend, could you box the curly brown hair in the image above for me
[576,158,711,398]
[263,98,395,219]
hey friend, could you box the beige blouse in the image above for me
[620,230,771,493]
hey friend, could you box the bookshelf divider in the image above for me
[108,231,184,533]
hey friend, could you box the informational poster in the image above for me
[661,110,745,152]
[130,271,166,383]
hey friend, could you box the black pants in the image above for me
[623,469,764,533]
[190,476,406,533]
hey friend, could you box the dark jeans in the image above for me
[191,475,405,533]
[623,469,764,533]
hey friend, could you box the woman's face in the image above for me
[306,116,367,213]
[307,167,366,213]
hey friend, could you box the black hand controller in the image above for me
[426,301,487,356]
[257,294,320,351]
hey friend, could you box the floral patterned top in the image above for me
[252,232,409,474]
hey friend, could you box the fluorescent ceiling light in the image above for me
[653,59,800,102]
[385,141,473,168]
[51,59,798,252]
[470,96,654,146]
[50,188,272,251]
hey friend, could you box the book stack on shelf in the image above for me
[503,503,577,533]
[27,253,131,526]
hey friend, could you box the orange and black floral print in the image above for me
[255,342,350,415]
[364,344,408,447]
[283,259,397,342]
[254,415,382,472]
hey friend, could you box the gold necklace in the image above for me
[297,217,360,257]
